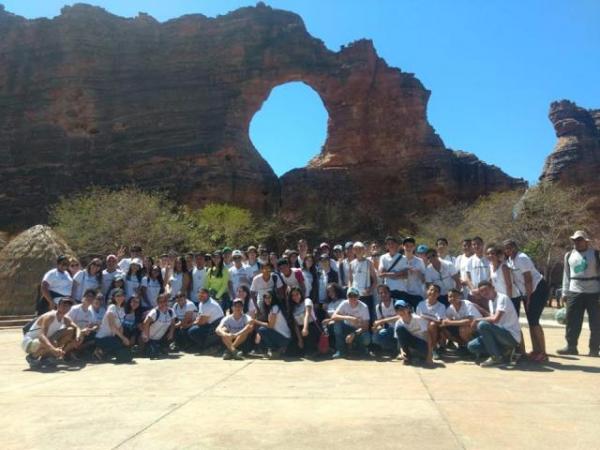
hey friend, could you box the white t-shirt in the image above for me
[380,252,405,291]
[394,314,429,340]
[191,267,207,298]
[168,272,185,299]
[425,260,458,295]
[490,263,516,298]
[250,273,284,302]
[440,254,457,266]
[173,299,198,322]
[219,313,251,334]
[416,300,446,321]
[506,252,543,296]
[445,300,482,320]
[141,277,163,308]
[466,255,491,292]
[25,312,65,340]
[67,304,95,329]
[292,298,316,325]
[375,300,398,328]
[326,299,343,317]
[118,258,133,273]
[280,268,304,291]
[229,265,252,294]
[490,292,521,342]
[350,259,372,294]
[72,270,101,301]
[337,259,351,286]
[562,248,600,294]
[42,268,73,297]
[197,298,225,324]
[397,256,426,297]
[96,304,125,338]
[269,305,292,338]
[302,270,314,298]
[101,269,123,295]
[455,254,471,297]
[124,276,142,300]
[334,299,370,326]
[90,306,105,325]
[147,307,174,340]
[244,261,261,277]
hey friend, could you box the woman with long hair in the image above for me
[125,259,144,300]
[71,258,103,302]
[205,250,230,313]
[289,287,320,356]
[142,265,165,311]
[168,256,191,304]
[253,291,291,358]
[94,288,132,363]
[122,296,143,348]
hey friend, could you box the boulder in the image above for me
[0,225,75,315]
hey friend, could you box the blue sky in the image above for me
[3,1,599,181]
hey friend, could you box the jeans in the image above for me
[174,327,194,349]
[333,321,371,353]
[257,326,290,351]
[396,327,428,359]
[468,321,517,358]
[565,292,600,351]
[188,321,220,350]
[372,326,397,351]
[96,336,125,354]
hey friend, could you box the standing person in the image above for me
[487,246,517,300]
[141,294,175,358]
[222,247,234,269]
[288,249,301,269]
[554,231,600,357]
[172,290,198,351]
[141,265,165,311]
[379,236,405,299]
[371,285,399,355]
[124,259,144,300]
[466,237,491,308]
[205,250,231,312]
[216,298,254,360]
[228,250,252,299]
[455,238,474,298]
[348,242,378,323]
[39,255,73,315]
[101,255,123,296]
[188,288,225,352]
[316,255,339,305]
[425,249,460,306]
[22,297,79,369]
[297,239,309,267]
[117,245,143,273]
[71,258,102,302]
[396,237,426,309]
[467,281,522,367]
[289,287,320,356]
[436,238,456,265]
[244,246,261,276]
[191,252,207,300]
[94,289,132,363]
[302,254,319,302]
[394,300,433,367]
[254,292,292,358]
[334,244,350,289]
[504,239,550,360]
[330,287,371,359]
[67,258,81,279]
[168,256,191,304]
[277,258,306,298]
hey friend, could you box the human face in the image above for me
[151,266,161,279]
[233,255,243,267]
[448,291,461,308]
[175,292,186,306]
[263,293,272,305]
[83,292,95,305]
[298,240,308,254]
[472,239,484,256]
[92,297,102,310]
[503,244,516,259]
[115,293,126,306]
[130,263,140,273]
[348,295,358,306]
[436,240,448,255]
[130,297,141,310]
[198,290,209,303]
[386,240,399,254]
[426,285,439,302]
[157,296,169,310]
[280,264,290,276]
[185,255,194,268]
[354,246,365,259]
[479,285,494,300]
[232,302,243,316]
[57,301,73,315]
[212,254,222,265]
[195,255,204,268]
[304,256,314,269]
[174,259,183,272]
[462,241,473,256]
[69,261,80,275]
[398,309,410,321]
[403,242,415,256]
[261,265,272,278]
[291,290,302,303]
[57,260,69,273]
[90,259,102,273]
[236,287,247,300]
[485,249,499,264]
[573,237,589,252]
[326,286,337,299]
[378,287,390,304]
[106,256,117,270]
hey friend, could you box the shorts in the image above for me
[21,336,41,354]
[525,279,549,327]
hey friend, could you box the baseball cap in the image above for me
[344,241,354,250]
[385,236,398,243]
[277,258,290,267]
[130,258,143,267]
[393,299,410,310]
[416,244,429,254]
[222,246,232,253]
[570,230,591,241]
[232,298,244,305]
[333,244,343,251]
[319,242,330,249]
[347,287,360,297]
[232,250,243,258]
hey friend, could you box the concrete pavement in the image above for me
[1,323,599,450]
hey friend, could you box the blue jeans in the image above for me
[333,321,371,353]
[188,321,220,350]
[372,326,397,351]
[468,321,518,358]
[96,336,132,362]
[396,327,428,359]
[257,326,290,351]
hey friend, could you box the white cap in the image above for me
[130,257,143,267]
[570,230,591,241]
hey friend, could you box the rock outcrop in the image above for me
[540,100,600,201]
[0,3,524,232]
[0,225,75,315]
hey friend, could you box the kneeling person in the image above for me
[440,288,482,350]
[371,285,399,354]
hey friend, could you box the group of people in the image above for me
[22,230,600,370]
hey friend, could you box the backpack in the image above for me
[154,307,174,321]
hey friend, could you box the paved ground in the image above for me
[1,312,599,450]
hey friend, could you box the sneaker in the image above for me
[556,347,578,355]
[480,356,502,367]
[588,349,599,357]
[267,349,280,360]
[233,350,244,360]
[432,349,441,360]
[41,356,58,367]
[168,342,178,352]
[332,351,344,359]
[26,354,42,369]
[248,349,263,358]
[222,350,233,360]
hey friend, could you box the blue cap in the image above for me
[416,244,429,254]
[394,299,410,310]
[347,287,360,297]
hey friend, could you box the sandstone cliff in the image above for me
[0,3,524,233]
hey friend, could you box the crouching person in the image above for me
[66,289,100,359]
[331,287,371,359]
[142,294,175,358]
[172,290,198,351]
[94,289,132,363]
[188,288,225,352]
[467,281,521,367]
[371,285,399,355]
[22,297,79,369]
[254,292,292,359]
[439,288,482,353]
[216,298,254,360]
[394,300,433,367]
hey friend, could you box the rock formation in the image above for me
[0,3,524,233]
[540,100,600,205]
[0,225,75,315]
[0,232,8,251]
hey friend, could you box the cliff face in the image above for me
[541,100,600,190]
[0,3,524,231]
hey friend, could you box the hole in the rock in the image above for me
[249,81,328,177]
